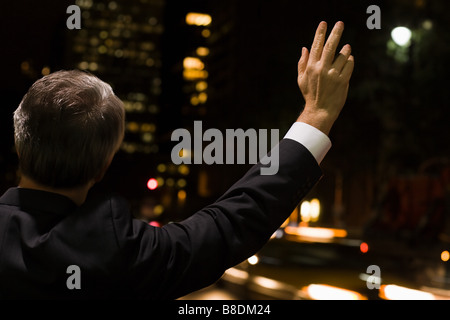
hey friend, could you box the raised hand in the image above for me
[297,21,354,135]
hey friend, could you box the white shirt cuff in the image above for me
[283,122,332,164]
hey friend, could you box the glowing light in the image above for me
[391,26,412,47]
[310,198,320,222]
[183,57,205,70]
[149,221,161,227]
[380,285,435,300]
[177,179,187,188]
[196,81,208,91]
[303,284,367,300]
[441,250,450,262]
[41,66,51,76]
[198,92,208,103]
[196,47,210,56]
[300,201,311,222]
[177,190,187,201]
[201,29,211,38]
[178,165,190,175]
[185,13,212,26]
[360,242,369,253]
[183,69,208,80]
[247,255,259,265]
[127,122,139,133]
[147,178,158,190]
[284,226,347,242]
[153,205,164,215]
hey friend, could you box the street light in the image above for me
[391,26,412,47]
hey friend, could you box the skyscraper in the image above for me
[64,0,168,216]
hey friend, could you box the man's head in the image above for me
[14,70,125,189]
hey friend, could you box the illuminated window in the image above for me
[126,122,139,133]
[178,165,190,175]
[183,69,208,81]
[196,81,208,91]
[185,13,212,26]
[41,66,51,76]
[196,47,210,56]
[183,57,204,70]
[198,92,208,103]
[157,164,166,173]
[78,61,89,70]
[201,29,211,38]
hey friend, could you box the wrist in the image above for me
[296,109,336,136]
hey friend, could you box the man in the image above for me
[0,21,354,299]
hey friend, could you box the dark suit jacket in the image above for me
[0,139,322,299]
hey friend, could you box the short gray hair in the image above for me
[14,70,125,188]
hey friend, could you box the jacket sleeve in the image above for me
[115,138,323,299]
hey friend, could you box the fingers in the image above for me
[333,44,352,72]
[321,21,345,66]
[298,47,309,80]
[341,55,355,80]
[309,21,327,63]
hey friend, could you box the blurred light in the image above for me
[157,163,166,173]
[98,46,107,54]
[178,164,190,175]
[99,30,108,39]
[127,122,139,133]
[41,66,51,76]
[300,201,311,222]
[360,242,369,253]
[185,12,212,26]
[422,19,433,30]
[108,1,118,10]
[141,132,153,143]
[196,81,208,91]
[198,92,208,103]
[247,255,259,265]
[183,57,205,70]
[141,123,156,132]
[183,69,208,80]
[177,190,187,201]
[380,285,435,300]
[20,61,30,72]
[89,62,98,71]
[78,61,89,70]
[310,198,320,222]
[303,284,367,300]
[177,179,187,188]
[153,205,164,216]
[147,178,158,190]
[149,221,161,227]
[196,47,210,56]
[223,268,249,285]
[156,177,164,187]
[201,29,211,38]
[284,226,347,242]
[391,26,412,47]
[190,95,199,106]
[252,276,287,291]
[441,250,450,262]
